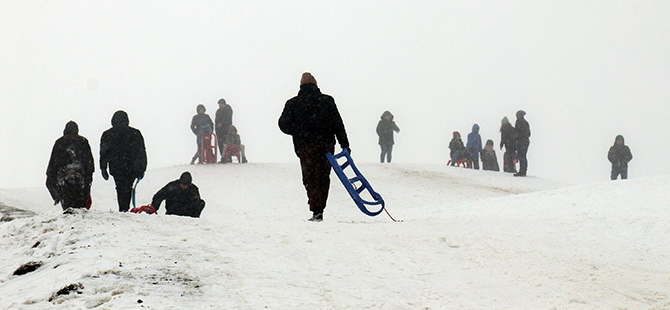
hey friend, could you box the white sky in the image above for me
[2,1,670,188]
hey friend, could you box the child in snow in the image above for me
[150,171,205,218]
[222,125,248,163]
[449,131,467,166]
[481,139,500,172]
[190,104,214,164]
[499,116,517,173]
[608,135,632,180]
[466,124,482,170]
[376,111,400,163]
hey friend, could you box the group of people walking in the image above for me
[47,111,205,217]
[189,99,247,165]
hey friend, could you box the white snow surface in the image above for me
[1,163,669,309]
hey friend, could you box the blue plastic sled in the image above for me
[327,149,385,216]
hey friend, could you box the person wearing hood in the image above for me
[514,110,531,177]
[100,111,147,212]
[279,72,350,222]
[466,124,483,170]
[149,171,205,218]
[481,139,500,172]
[449,131,466,166]
[190,104,214,164]
[499,116,517,173]
[46,121,95,210]
[376,111,400,163]
[608,135,632,180]
[222,125,248,163]
[215,98,233,162]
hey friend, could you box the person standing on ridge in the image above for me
[608,135,632,180]
[215,98,233,163]
[466,123,482,170]
[499,116,517,173]
[190,104,214,164]
[514,110,530,177]
[100,111,147,212]
[376,110,400,163]
[279,72,350,222]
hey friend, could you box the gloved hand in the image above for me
[101,169,109,181]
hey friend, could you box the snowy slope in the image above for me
[1,163,669,309]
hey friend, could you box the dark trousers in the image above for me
[380,144,393,163]
[516,140,529,175]
[216,129,228,158]
[298,142,334,215]
[113,175,135,212]
[468,153,480,170]
[611,166,628,180]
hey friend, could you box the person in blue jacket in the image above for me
[466,124,482,170]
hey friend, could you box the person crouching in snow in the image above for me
[449,131,466,166]
[481,139,500,172]
[150,172,205,218]
[222,125,248,163]
[608,135,632,180]
[46,121,94,210]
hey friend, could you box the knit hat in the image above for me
[218,98,226,105]
[63,121,78,136]
[197,104,206,113]
[179,172,192,186]
[501,116,510,124]
[300,72,317,86]
[453,131,460,138]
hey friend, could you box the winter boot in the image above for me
[308,212,323,222]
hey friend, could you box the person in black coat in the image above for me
[100,111,147,212]
[215,98,233,162]
[514,110,531,177]
[279,72,350,222]
[376,111,400,163]
[150,172,205,218]
[190,104,214,164]
[449,131,467,166]
[46,121,94,210]
[481,139,500,172]
[499,116,517,173]
[608,135,632,180]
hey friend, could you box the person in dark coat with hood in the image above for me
[150,171,205,218]
[608,135,632,180]
[215,98,233,162]
[499,116,517,173]
[190,104,214,164]
[514,110,531,177]
[100,111,147,212]
[376,111,400,163]
[449,131,466,165]
[466,124,482,170]
[46,121,95,210]
[279,72,350,222]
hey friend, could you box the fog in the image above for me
[2,2,670,188]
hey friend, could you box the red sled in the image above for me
[130,205,157,214]
[200,132,218,164]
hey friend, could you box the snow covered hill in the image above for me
[1,163,669,309]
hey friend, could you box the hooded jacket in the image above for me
[376,111,400,145]
[191,105,214,135]
[466,124,482,159]
[499,117,517,151]
[608,135,632,168]
[46,121,95,201]
[100,111,147,178]
[278,83,349,155]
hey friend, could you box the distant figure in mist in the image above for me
[279,72,350,222]
[499,116,517,173]
[46,121,94,210]
[608,135,632,180]
[449,131,466,165]
[514,110,530,177]
[222,125,248,163]
[190,104,214,165]
[481,139,500,172]
[215,98,233,162]
[376,111,400,163]
[466,124,482,170]
[150,172,205,218]
[100,111,147,212]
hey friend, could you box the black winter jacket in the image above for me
[151,180,205,218]
[46,132,95,201]
[515,117,531,142]
[278,83,349,155]
[500,123,517,151]
[376,111,400,145]
[608,135,632,168]
[215,105,233,134]
[100,111,147,178]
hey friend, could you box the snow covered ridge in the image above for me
[1,164,669,309]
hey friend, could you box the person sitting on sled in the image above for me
[222,125,248,163]
[46,121,95,210]
[149,172,205,218]
[449,131,467,166]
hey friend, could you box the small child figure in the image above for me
[190,104,214,164]
[481,139,500,172]
[449,131,467,166]
[222,125,248,163]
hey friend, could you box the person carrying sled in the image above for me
[481,139,500,172]
[499,116,517,173]
[149,172,205,218]
[376,110,400,163]
[514,110,531,177]
[215,98,233,162]
[466,124,482,170]
[279,72,350,222]
[190,104,214,164]
[46,121,95,210]
[222,125,247,163]
[608,135,632,180]
[449,131,466,166]
[100,111,147,212]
